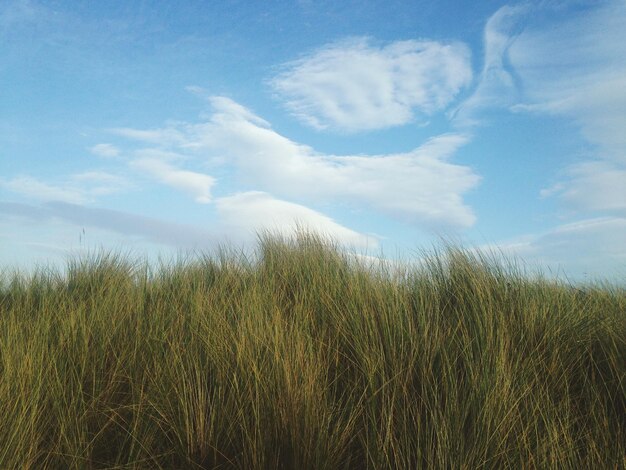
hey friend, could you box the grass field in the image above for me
[1,232,624,469]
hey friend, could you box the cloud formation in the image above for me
[0,176,88,204]
[90,143,120,158]
[117,96,480,228]
[0,192,374,254]
[451,4,529,125]
[131,158,215,203]
[492,216,626,281]
[271,37,472,132]
[508,2,626,216]
[509,1,626,161]
[453,1,626,222]
[0,172,131,204]
[71,171,132,195]
[215,191,374,248]
[541,161,626,215]
[0,200,218,250]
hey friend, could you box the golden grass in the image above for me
[0,232,624,468]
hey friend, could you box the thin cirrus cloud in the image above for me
[507,1,626,215]
[541,161,626,215]
[71,171,132,195]
[0,172,131,204]
[508,1,626,160]
[0,176,89,204]
[116,95,480,228]
[0,192,373,252]
[130,158,215,204]
[270,37,473,132]
[111,127,189,147]
[89,143,120,158]
[490,216,626,281]
[456,2,626,216]
[450,3,529,126]
[0,200,218,250]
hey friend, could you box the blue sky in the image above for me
[1,0,625,281]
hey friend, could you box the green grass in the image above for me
[1,232,624,469]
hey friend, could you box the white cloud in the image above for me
[506,1,626,214]
[490,216,626,282]
[70,171,132,196]
[271,37,472,132]
[453,2,626,217]
[1,176,89,204]
[71,171,125,183]
[215,191,375,248]
[126,96,479,228]
[0,198,372,267]
[110,127,189,147]
[451,4,529,125]
[131,158,215,203]
[132,148,188,163]
[0,171,131,204]
[508,1,626,161]
[543,161,626,214]
[90,143,120,158]
[0,200,219,257]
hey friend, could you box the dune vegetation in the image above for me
[0,232,624,469]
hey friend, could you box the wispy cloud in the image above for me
[90,143,120,158]
[131,158,215,203]
[489,216,626,281]
[509,1,626,159]
[72,172,133,198]
[453,1,626,220]
[542,161,626,215]
[0,194,374,254]
[116,96,480,228]
[1,176,89,204]
[270,37,472,132]
[451,4,529,126]
[90,134,218,204]
[0,172,131,204]
[507,1,626,213]
[215,191,375,248]
[111,127,189,147]
[0,200,218,249]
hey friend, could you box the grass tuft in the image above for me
[1,233,624,469]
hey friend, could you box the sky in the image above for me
[1,0,625,282]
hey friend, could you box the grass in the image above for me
[0,232,624,469]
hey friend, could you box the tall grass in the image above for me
[0,232,624,469]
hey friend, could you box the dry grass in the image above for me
[1,232,624,469]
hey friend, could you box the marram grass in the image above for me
[0,233,624,469]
